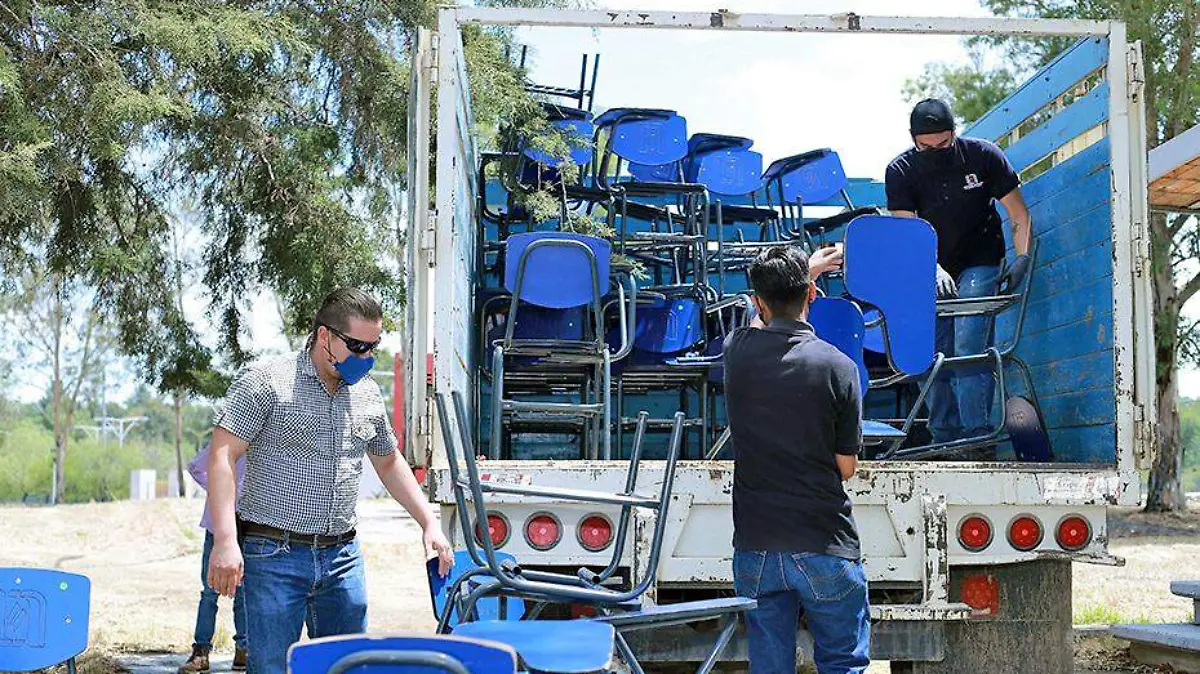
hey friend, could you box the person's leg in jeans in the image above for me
[179,532,219,674]
[192,532,219,650]
[733,550,799,674]
[232,574,248,666]
[242,536,310,674]
[954,266,1001,439]
[307,539,369,638]
[927,313,960,443]
[789,553,871,674]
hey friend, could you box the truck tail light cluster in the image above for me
[958,513,1092,552]
[479,512,618,552]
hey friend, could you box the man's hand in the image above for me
[936,265,958,299]
[809,244,844,278]
[424,525,454,578]
[1000,254,1031,294]
[207,537,244,597]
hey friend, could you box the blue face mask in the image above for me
[325,336,375,386]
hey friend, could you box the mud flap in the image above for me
[891,559,1073,674]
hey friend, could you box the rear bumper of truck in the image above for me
[430,461,1130,615]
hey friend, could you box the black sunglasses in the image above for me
[322,324,381,355]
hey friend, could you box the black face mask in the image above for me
[913,143,956,173]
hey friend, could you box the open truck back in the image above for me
[401,8,1156,672]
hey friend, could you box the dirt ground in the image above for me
[1,499,1197,673]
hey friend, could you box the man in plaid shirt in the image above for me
[205,287,453,674]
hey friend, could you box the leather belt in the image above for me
[239,520,357,548]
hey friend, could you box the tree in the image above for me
[1,270,114,503]
[906,0,1198,511]
[1,0,560,403]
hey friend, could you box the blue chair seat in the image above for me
[288,634,518,674]
[453,621,614,674]
[863,420,907,441]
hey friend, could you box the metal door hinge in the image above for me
[422,208,438,266]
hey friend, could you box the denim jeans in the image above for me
[242,535,368,674]
[928,265,1000,443]
[733,550,870,674]
[194,531,247,650]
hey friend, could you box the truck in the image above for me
[398,7,1157,673]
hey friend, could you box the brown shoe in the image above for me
[232,646,248,672]
[178,645,211,674]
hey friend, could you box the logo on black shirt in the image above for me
[964,173,984,190]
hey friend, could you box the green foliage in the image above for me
[0,0,566,395]
[0,394,216,503]
[901,51,1017,125]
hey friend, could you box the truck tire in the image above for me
[891,559,1073,674]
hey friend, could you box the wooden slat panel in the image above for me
[967,38,1109,143]
[1004,82,1109,173]
[1047,424,1117,463]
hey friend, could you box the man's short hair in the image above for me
[749,247,811,317]
[311,287,383,337]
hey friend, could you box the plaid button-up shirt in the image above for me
[215,351,397,535]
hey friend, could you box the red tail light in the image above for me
[475,512,510,548]
[958,515,993,552]
[1007,515,1044,551]
[959,573,1000,617]
[577,514,614,552]
[524,512,562,551]
[1055,515,1092,551]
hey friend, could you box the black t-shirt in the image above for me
[723,318,863,559]
[884,136,1021,278]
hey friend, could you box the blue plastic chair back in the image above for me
[523,118,596,168]
[808,298,870,398]
[687,133,753,155]
[689,149,763,196]
[454,621,615,674]
[767,149,847,204]
[844,215,937,376]
[288,634,518,674]
[633,297,704,354]
[627,161,679,183]
[428,552,526,627]
[504,233,611,309]
[602,112,688,167]
[0,568,90,672]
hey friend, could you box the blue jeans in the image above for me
[242,536,368,674]
[929,265,1000,443]
[194,531,247,650]
[733,550,870,674]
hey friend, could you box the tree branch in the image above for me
[1180,270,1200,307]
[1167,1,1198,139]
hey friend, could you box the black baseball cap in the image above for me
[910,98,955,135]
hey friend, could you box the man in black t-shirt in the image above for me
[885,98,1033,447]
[724,247,870,674]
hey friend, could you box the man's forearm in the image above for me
[375,453,437,530]
[208,452,240,544]
[1012,215,1032,256]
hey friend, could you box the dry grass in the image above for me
[0,499,435,655]
[3,499,1197,674]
